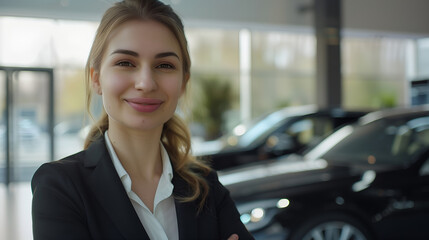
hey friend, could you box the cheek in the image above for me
[165,79,184,100]
[101,75,128,115]
[101,73,130,95]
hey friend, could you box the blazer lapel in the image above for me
[172,175,199,239]
[85,138,149,240]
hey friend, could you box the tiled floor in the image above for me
[0,182,33,240]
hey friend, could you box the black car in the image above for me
[219,105,429,240]
[198,105,367,170]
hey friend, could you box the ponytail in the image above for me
[162,115,211,211]
[83,111,108,149]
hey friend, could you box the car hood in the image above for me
[218,154,396,200]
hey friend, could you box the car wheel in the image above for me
[287,212,373,240]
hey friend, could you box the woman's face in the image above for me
[92,20,185,133]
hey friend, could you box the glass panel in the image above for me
[0,70,5,182]
[342,37,411,109]
[417,38,429,78]
[0,17,55,67]
[54,68,87,160]
[251,31,316,118]
[187,28,239,74]
[11,71,50,182]
[186,28,241,136]
[251,72,315,118]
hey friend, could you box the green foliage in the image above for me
[376,91,397,108]
[192,76,233,140]
[343,76,399,109]
[275,99,291,109]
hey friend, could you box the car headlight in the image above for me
[237,198,290,232]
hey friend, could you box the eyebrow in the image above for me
[110,49,180,60]
[156,52,180,60]
[110,49,138,57]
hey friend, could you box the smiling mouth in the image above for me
[125,98,163,113]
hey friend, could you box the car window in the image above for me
[317,116,429,166]
[320,120,396,164]
[235,106,318,148]
[286,117,333,146]
[407,128,429,156]
[237,111,291,147]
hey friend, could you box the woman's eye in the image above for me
[157,63,175,69]
[116,61,135,67]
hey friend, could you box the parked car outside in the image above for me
[219,105,429,240]
[197,105,368,171]
[18,118,41,142]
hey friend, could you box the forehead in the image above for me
[106,19,181,57]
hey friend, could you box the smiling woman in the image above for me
[30,0,253,240]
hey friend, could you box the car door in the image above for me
[373,149,429,239]
[393,149,429,239]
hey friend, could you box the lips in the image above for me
[125,98,163,113]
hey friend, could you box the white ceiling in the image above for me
[1,0,429,38]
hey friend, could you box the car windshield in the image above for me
[235,105,317,147]
[237,111,288,147]
[305,115,429,166]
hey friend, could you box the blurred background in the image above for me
[0,0,428,239]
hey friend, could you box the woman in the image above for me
[31,0,253,239]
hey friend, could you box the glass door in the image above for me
[0,67,54,185]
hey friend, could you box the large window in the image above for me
[342,37,413,108]
[0,17,97,163]
[186,28,241,135]
[0,17,55,67]
[251,31,316,118]
[0,16,425,165]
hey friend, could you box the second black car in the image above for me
[198,105,368,170]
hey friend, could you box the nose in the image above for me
[135,65,157,92]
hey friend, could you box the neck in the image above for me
[107,123,163,180]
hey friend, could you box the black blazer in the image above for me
[31,138,254,240]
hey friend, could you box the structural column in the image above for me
[239,29,252,125]
[314,0,342,109]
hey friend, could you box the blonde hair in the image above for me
[84,0,211,210]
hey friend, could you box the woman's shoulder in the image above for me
[196,169,228,196]
[40,150,86,170]
[189,167,219,184]
[204,169,221,183]
[31,150,88,187]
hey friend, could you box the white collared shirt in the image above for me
[105,132,179,240]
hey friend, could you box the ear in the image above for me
[90,68,102,95]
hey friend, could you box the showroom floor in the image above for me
[0,182,33,240]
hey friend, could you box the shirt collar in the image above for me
[104,131,174,193]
